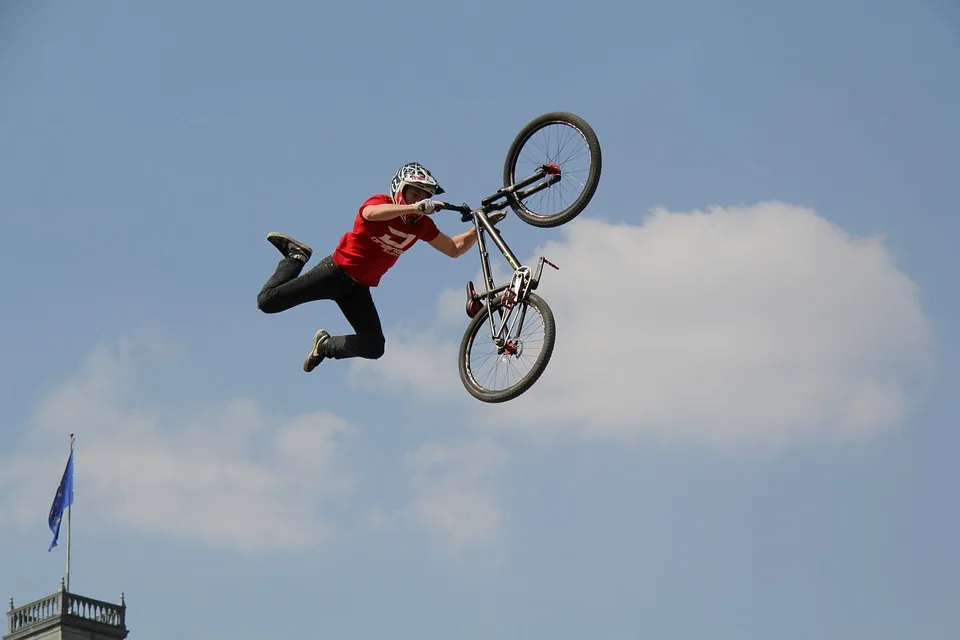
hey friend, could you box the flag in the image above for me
[48,449,74,552]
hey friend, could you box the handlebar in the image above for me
[437,201,474,223]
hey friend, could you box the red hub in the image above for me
[542,163,561,176]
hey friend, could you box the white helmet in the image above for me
[390,162,445,204]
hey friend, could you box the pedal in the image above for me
[465,281,483,318]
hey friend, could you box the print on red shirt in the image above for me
[332,194,440,287]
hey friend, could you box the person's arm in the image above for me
[361,202,423,221]
[428,228,479,258]
[428,212,507,258]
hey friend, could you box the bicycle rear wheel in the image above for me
[458,292,556,403]
[502,111,602,228]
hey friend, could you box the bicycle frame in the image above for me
[442,165,561,346]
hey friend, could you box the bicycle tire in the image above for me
[502,111,602,228]
[458,292,557,403]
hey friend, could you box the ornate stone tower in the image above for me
[4,579,128,640]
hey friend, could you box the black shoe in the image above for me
[267,232,313,264]
[303,329,331,373]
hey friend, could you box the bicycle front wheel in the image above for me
[502,111,602,228]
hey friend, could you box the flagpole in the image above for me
[66,433,74,593]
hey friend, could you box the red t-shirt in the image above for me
[332,194,441,287]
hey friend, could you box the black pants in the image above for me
[256,254,386,360]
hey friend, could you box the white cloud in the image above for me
[404,438,510,553]
[352,201,934,449]
[364,439,510,557]
[0,336,355,552]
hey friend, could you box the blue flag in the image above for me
[48,450,74,552]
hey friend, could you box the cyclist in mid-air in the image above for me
[256,162,505,373]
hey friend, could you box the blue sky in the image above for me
[1,0,958,638]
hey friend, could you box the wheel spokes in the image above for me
[465,305,547,394]
[512,122,592,218]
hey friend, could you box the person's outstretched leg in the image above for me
[303,284,386,372]
[257,233,349,313]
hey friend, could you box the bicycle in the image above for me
[436,111,602,403]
